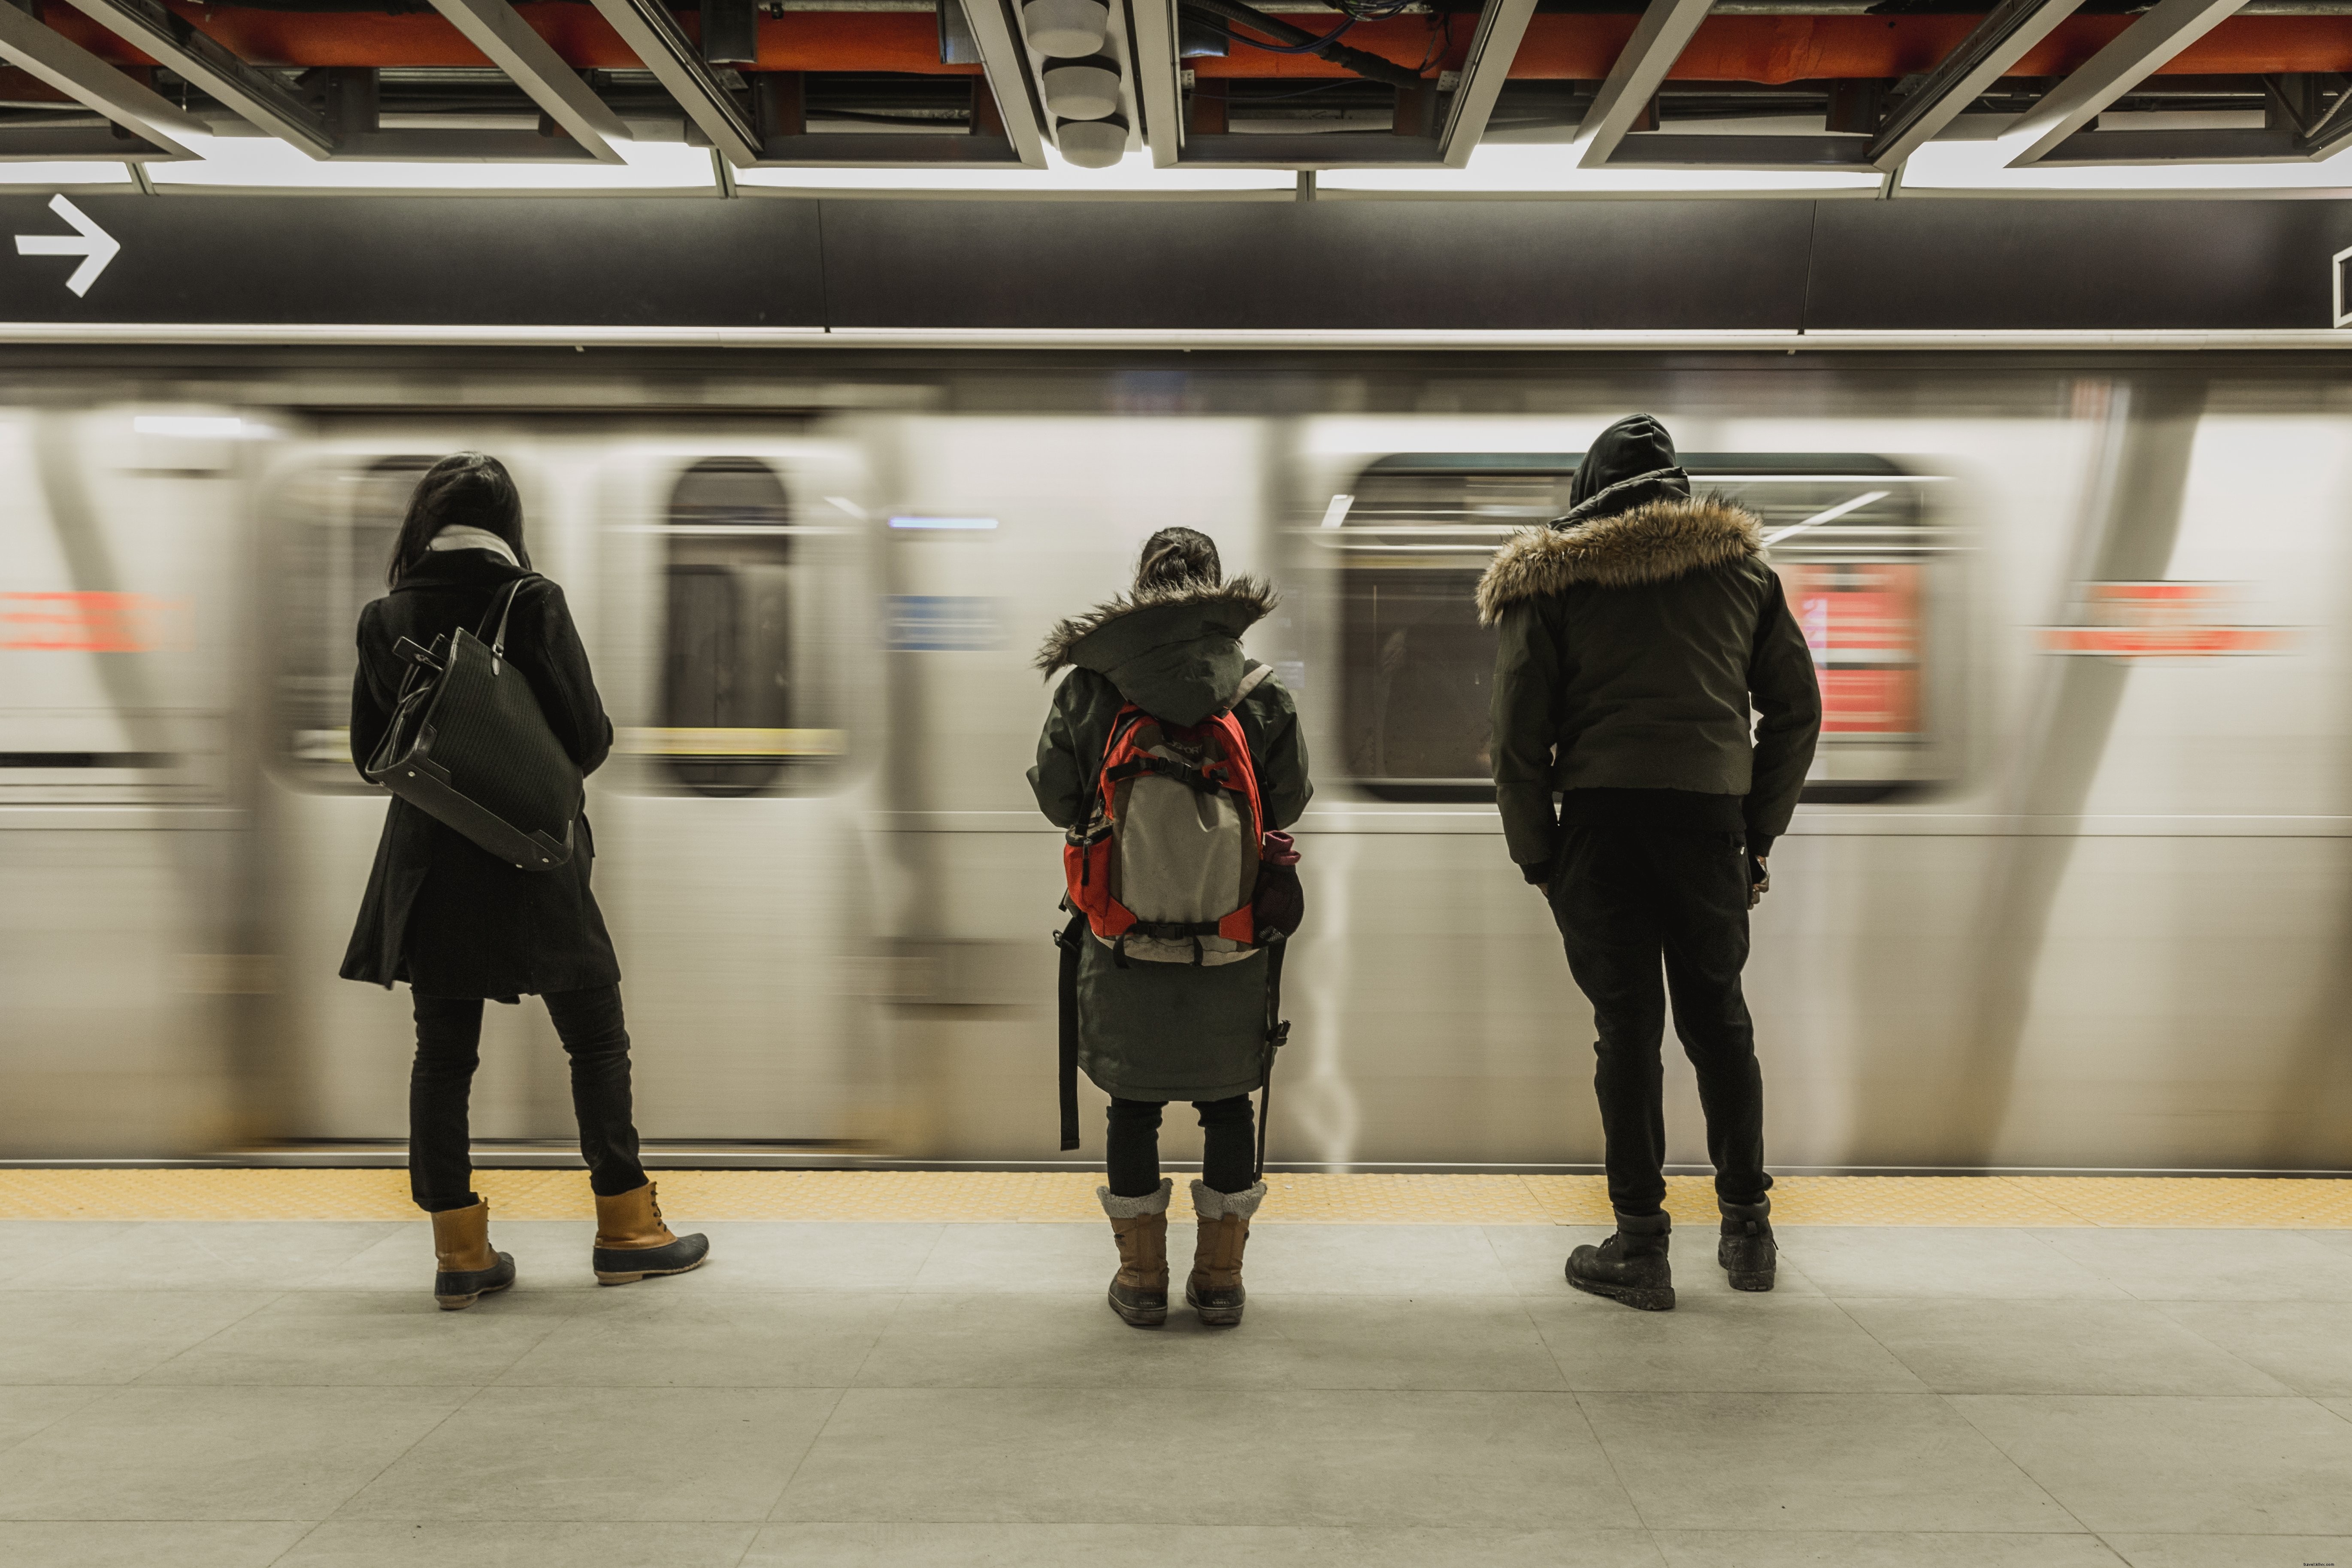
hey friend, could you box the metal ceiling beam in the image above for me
[1574,0,1713,170]
[1866,0,2086,170]
[1126,0,1184,168]
[585,0,762,164]
[60,0,335,157]
[0,4,203,158]
[427,0,629,162]
[2005,0,2252,165]
[1440,0,1538,168]
[952,0,1048,168]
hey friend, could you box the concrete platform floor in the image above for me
[3,1216,2352,1566]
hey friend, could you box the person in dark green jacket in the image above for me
[1029,528,1312,1328]
[1479,415,1821,1312]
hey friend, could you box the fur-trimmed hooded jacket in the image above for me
[1028,575,1312,1104]
[1476,423,1821,870]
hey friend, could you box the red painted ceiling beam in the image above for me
[30,6,2352,83]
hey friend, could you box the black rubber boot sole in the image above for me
[593,1232,710,1285]
[1185,1280,1246,1327]
[434,1251,516,1311]
[1566,1253,1674,1312]
[1108,1283,1168,1327]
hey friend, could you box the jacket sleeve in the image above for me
[1027,671,1093,829]
[347,599,395,780]
[1241,669,1314,832]
[1744,568,1823,857]
[519,580,614,777]
[1488,599,1563,869]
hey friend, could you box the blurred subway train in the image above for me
[3,354,2348,1174]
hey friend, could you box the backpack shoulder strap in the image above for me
[1227,663,1275,713]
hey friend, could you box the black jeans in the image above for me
[1547,826,1771,1218]
[409,984,649,1214]
[1106,1095,1256,1199]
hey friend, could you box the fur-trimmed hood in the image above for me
[1474,472,1764,626]
[1035,574,1277,727]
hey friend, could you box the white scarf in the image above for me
[427,524,520,569]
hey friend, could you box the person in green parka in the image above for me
[1029,528,1312,1328]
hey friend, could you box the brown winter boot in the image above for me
[1187,1178,1265,1327]
[1099,1179,1171,1327]
[591,1181,710,1285]
[430,1199,515,1311]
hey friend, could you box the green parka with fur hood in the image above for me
[1478,416,1822,872]
[1028,575,1312,1104]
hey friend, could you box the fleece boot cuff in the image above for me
[1190,1179,1267,1223]
[1098,1178,1173,1220]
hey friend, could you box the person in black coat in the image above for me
[341,452,708,1309]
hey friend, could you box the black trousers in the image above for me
[1547,826,1771,1218]
[409,984,649,1214]
[1106,1095,1256,1199]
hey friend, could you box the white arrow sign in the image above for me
[14,196,121,298]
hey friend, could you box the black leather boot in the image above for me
[1718,1195,1776,1292]
[1567,1210,1674,1311]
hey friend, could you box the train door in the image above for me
[0,406,256,1155]
[586,439,880,1148]
[1284,424,1958,1170]
[868,415,1276,1158]
[259,432,577,1147]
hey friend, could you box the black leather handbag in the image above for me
[362,577,581,871]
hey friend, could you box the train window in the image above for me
[1331,453,1953,802]
[652,459,816,797]
[272,456,429,788]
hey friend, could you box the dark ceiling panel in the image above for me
[1807,200,2352,331]
[816,200,1819,332]
[0,195,827,327]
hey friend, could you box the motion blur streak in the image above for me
[0,357,2345,1174]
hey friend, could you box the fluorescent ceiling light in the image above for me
[146,133,715,191]
[0,162,134,190]
[1905,138,2352,194]
[134,414,248,437]
[889,515,999,530]
[738,146,1289,194]
[1323,143,1880,195]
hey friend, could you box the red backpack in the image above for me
[1063,666,1273,966]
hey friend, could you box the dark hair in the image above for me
[386,451,529,587]
[1135,527,1220,593]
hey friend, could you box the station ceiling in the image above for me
[0,0,2348,185]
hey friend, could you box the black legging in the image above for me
[1106,1094,1256,1199]
[408,983,648,1213]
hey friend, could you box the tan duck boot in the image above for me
[1187,1179,1265,1327]
[591,1181,710,1285]
[430,1199,515,1311]
[1098,1178,1171,1327]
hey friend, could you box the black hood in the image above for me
[1568,414,1689,518]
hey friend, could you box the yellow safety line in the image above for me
[0,1168,2347,1226]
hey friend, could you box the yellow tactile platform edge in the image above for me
[0,1168,2347,1226]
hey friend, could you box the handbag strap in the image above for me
[475,575,534,659]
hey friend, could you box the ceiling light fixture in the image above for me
[1042,55,1123,121]
[1021,0,1110,59]
[1055,112,1129,168]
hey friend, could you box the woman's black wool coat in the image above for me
[339,549,621,1001]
